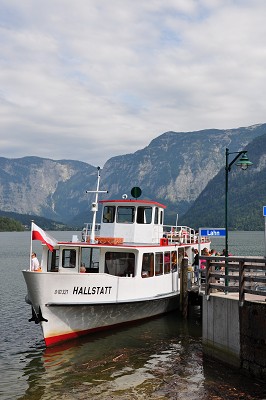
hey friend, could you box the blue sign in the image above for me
[200,228,226,237]
[263,206,266,217]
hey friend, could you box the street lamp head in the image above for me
[236,152,253,170]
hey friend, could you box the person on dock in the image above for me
[210,249,217,256]
[199,248,209,283]
[192,248,199,282]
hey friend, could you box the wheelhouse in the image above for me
[99,199,165,244]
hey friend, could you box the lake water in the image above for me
[0,231,266,400]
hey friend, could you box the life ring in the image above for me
[95,237,124,245]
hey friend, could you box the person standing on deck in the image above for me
[31,252,41,271]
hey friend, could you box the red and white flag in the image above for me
[31,222,58,251]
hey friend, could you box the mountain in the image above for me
[0,156,97,225]
[179,132,266,230]
[0,123,266,229]
[100,124,266,223]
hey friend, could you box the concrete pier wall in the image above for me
[202,295,240,367]
[240,302,266,379]
[202,294,266,379]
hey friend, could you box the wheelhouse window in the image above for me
[105,252,135,277]
[117,206,135,223]
[141,253,154,278]
[103,206,115,223]
[62,249,76,269]
[47,249,59,272]
[136,206,152,224]
[154,207,159,224]
[160,210,163,225]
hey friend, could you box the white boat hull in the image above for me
[23,269,179,346]
[40,295,179,346]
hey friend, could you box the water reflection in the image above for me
[17,312,203,399]
[2,231,265,399]
[16,310,266,400]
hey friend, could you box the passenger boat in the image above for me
[23,168,210,347]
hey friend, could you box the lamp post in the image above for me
[224,148,253,291]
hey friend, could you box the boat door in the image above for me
[59,247,79,273]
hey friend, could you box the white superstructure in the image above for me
[23,173,210,347]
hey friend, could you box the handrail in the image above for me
[200,255,266,303]
[82,223,101,242]
[163,225,209,244]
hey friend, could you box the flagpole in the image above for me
[30,220,34,270]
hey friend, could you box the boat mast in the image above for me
[86,167,108,244]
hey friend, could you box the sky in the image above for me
[1,0,266,167]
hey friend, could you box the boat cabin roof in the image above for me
[99,199,166,208]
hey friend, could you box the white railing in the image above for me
[163,225,209,244]
[82,223,101,242]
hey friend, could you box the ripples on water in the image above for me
[0,231,265,400]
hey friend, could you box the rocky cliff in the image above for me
[0,123,265,228]
[101,124,266,222]
[0,156,96,222]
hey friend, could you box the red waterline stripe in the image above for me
[44,310,173,347]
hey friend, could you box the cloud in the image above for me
[0,0,266,166]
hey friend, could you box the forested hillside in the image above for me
[180,133,266,230]
[0,216,24,231]
[0,211,71,231]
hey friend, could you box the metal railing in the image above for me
[163,225,209,245]
[200,256,266,303]
[82,223,101,242]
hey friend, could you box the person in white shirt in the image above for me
[31,252,41,271]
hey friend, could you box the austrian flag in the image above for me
[31,222,58,251]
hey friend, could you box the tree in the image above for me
[0,217,24,232]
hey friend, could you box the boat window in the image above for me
[105,252,135,277]
[171,251,177,272]
[164,251,171,274]
[117,206,135,223]
[160,210,163,225]
[47,249,59,272]
[155,253,163,276]
[80,247,100,273]
[141,253,154,278]
[136,206,152,224]
[62,249,76,269]
[103,206,115,223]
[154,207,159,224]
